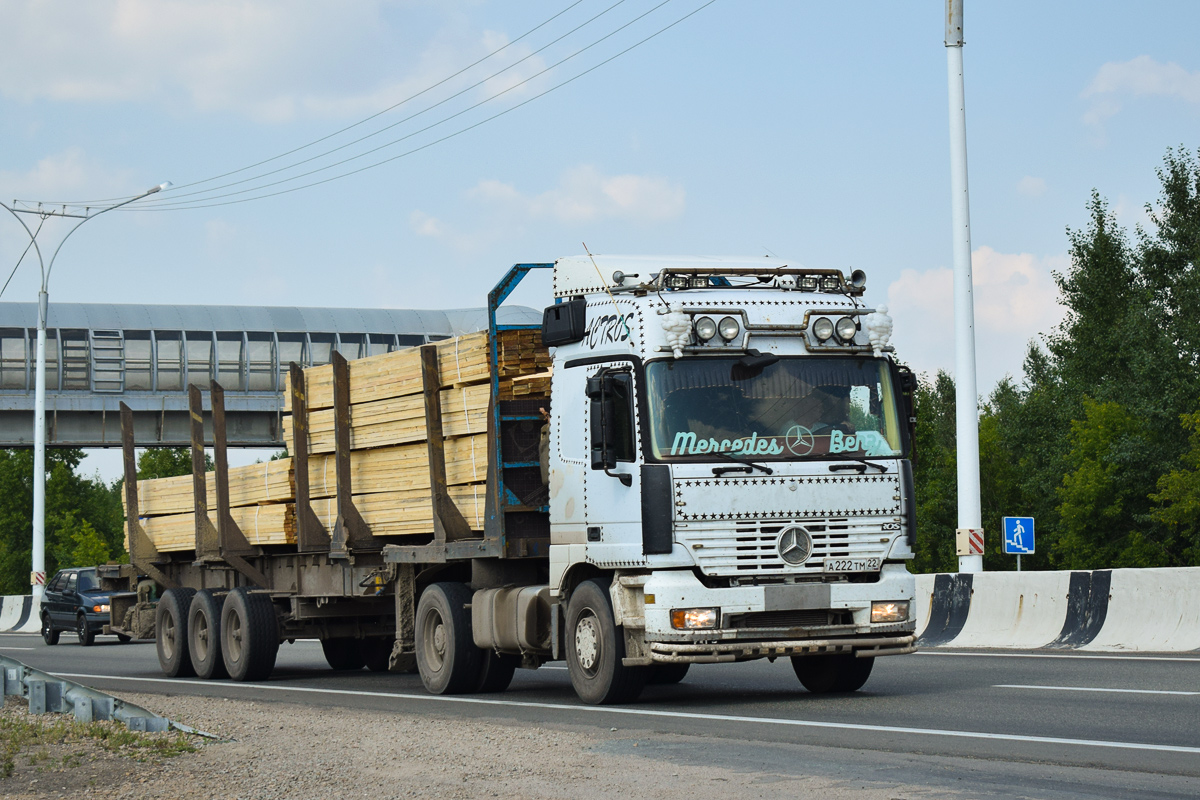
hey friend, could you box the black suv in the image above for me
[40,567,129,646]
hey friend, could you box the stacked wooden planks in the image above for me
[127,329,549,552]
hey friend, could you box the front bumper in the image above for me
[641,563,916,661]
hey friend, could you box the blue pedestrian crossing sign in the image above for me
[1002,516,1035,555]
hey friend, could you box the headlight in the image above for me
[835,316,858,341]
[694,316,717,342]
[670,607,719,629]
[871,601,909,623]
[812,317,834,341]
[92,604,110,614]
[717,316,740,341]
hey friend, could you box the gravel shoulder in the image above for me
[1,690,968,800]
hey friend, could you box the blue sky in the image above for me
[3,0,1199,479]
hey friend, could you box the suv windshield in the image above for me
[645,356,904,461]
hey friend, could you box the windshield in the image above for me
[645,356,905,461]
[77,570,98,592]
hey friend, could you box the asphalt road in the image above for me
[4,630,1199,798]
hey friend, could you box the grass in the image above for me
[1,706,197,779]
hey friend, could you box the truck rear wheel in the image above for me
[475,651,519,693]
[322,638,366,671]
[188,590,227,679]
[156,588,197,677]
[361,638,395,672]
[415,582,480,694]
[565,579,646,705]
[221,588,279,682]
[792,654,874,693]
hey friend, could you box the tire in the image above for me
[414,582,480,694]
[565,579,646,705]
[76,614,96,647]
[220,588,279,682]
[361,638,394,673]
[188,590,228,679]
[322,638,366,671]
[475,651,519,693]
[792,654,875,693]
[41,613,59,646]
[116,634,132,644]
[156,588,197,677]
[649,663,690,685]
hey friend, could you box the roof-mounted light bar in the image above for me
[650,266,866,296]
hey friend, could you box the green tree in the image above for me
[136,447,210,480]
[911,371,958,574]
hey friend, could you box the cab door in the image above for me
[581,364,644,563]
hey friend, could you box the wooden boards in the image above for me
[131,326,549,554]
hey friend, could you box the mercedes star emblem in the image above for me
[777,526,812,565]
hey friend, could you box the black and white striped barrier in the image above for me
[0,595,38,633]
[914,567,1200,651]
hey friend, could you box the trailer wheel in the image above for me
[415,582,480,694]
[221,588,279,682]
[361,638,394,672]
[156,588,197,677]
[648,663,690,685]
[475,651,518,693]
[188,590,228,679]
[791,654,874,693]
[322,638,366,671]
[565,579,646,705]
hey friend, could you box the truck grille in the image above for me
[727,610,851,629]
[681,517,896,577]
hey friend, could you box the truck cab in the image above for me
[541,255,917,702]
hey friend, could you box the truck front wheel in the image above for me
[565,579,646,705]
[415,582,480,694]
[792,654,874,693]
[156,588,197,677]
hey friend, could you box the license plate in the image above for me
[823,557,881,573]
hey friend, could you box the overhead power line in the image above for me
[145,0,716,212]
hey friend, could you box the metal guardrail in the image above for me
[0,654,209,735]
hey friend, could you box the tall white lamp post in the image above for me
[2,181,169,603]
[945,0,984,573]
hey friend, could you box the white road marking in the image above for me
[920,651,1200,663]
[49,671,1200,756]
[996,684,1199,697]
[0,646,35,650]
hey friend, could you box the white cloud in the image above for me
[0,2,520,123]
[1016,176,1046,197]
[886,246,1067,390]
[468,165,685,224]
[1082,55,1200,126]
[0,147,134,201]
[409,210,448,238]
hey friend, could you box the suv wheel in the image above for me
[76,613,95,647]
[41,613,59,646]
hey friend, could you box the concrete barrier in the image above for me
[914,567,1200,653]
[0,595,39,633]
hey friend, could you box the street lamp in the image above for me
[1,181,169,604]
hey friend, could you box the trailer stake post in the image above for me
[188,385,220,560]
[119,402,175,589]
[330,351,377,557]
[289,362,330,553]
[210,382,270,587]
[420,345,472,543]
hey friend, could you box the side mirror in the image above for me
[588,372,633,486]
[541,297,587,347]
[893,364,918,463]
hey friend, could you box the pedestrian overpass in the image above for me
[0,302,539,448]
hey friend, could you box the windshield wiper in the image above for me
[711,451,774,476]
[829,458,888,474]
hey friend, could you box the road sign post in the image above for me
[1002,516,1035,570]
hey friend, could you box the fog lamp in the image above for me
[835,316,858,341]
[717,316,740,341]
[812,317,834,341]
[92,604,110,614]
[820,276,841,291]
[671,607,719,629]
[871,601,909,623]
[694,316,717,342]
